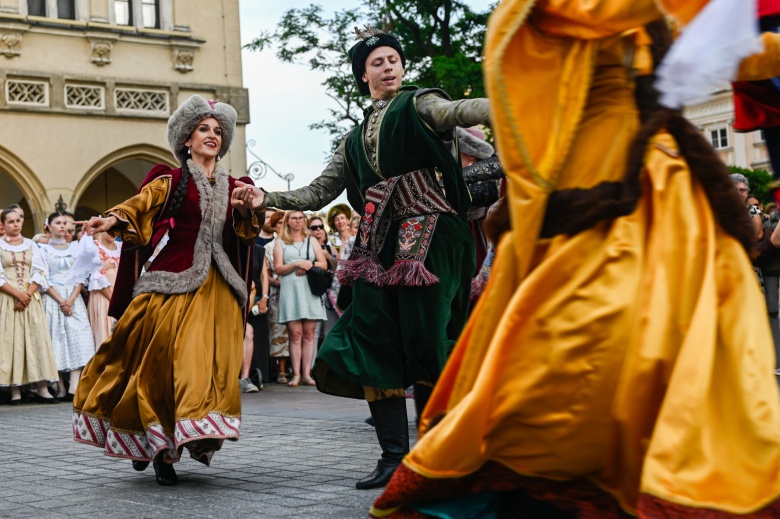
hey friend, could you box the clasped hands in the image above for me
[231,181,265,218]
[13,290,32,312]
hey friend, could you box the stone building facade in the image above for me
[0,0,248,235]
[683,86,772,176]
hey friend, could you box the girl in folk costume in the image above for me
[0,208,59,404]
[87,231,121,349]
[73,95,262,486]
[373,0,780,518]
[40,212,97,402]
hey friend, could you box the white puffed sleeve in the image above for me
[68,235,106,289]
[30,241,49,291]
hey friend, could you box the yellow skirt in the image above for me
[372,135,780,517]
[73,266,244,466]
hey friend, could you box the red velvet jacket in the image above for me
[108,163,255,319]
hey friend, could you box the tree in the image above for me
[245,0,493,153]
[728,165,773,202]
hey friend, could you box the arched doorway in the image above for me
[0,146,47,237]
[73,145,174,220]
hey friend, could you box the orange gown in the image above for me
[372,1,780,517]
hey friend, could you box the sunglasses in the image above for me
[309,225,325,231]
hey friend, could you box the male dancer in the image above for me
[240,28,489,489]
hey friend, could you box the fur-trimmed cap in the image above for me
[457,127,494,160]
[167,95,237,159]
[348,27,406,97]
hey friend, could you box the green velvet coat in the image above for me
[314,87,476,399]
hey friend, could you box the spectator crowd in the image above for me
[0,125,513,403]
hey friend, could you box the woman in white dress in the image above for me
[40,212,98,401]
[0,207,59,404]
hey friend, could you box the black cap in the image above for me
[348,33,406,96]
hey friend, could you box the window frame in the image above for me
[5,78,50,107]
[109,0,169,30]
[23,0,81,20]
[709,126,730,151]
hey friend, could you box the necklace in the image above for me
[49,238,67,245]
[3,235,22,243]
[291,240,305,255]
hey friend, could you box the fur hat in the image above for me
[348,28,406,97]
[167,95,237,160]
[327,203,353,231]
[457,127,494,160]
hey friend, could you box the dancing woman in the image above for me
[372,0,780,517]
[73,96,262,486]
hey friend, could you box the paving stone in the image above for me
[0,384,417,517]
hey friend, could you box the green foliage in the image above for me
[245,0,494,154]
[728,165,773,202]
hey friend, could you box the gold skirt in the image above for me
[73,266,244,466]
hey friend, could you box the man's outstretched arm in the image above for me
[263,137,349,211]
[415,92,491,132]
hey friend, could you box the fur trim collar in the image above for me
[131,160,248,307]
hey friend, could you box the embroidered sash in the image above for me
[337,168,455,287]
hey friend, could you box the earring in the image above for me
[187,147,191,156]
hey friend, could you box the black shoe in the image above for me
[356,398,409,490]
[132,460,150,472]
[356,458,402,489]
[153,457,179,486]
[364,416,375,427]
[59,393,74,403]
[9,398,21,406]
[32,393,59,404]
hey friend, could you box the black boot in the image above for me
[152,454,179,486]
[131,460,149,471]
[413,383,433,427]
[356,397,409,490]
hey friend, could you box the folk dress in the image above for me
[0,238,59,386]
[40,241,96,371]
[372,1,780,518]
[73,162,259,466]
[88,239,121,349]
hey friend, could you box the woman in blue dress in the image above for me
[273,210,327,387]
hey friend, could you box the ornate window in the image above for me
[57,0,75,19]
[113,0,162,29]
[115,88,168,113]
[141,0,158,28]
[65,84,105,109]
[27,0,45,16]
[114,0,131,25]
[709,127,730,150]
[26,0,76,19]
[5,79,49,106]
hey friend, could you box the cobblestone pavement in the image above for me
[0,385,418,518]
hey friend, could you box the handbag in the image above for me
[305,237,333,297]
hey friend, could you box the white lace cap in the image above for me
[656,0,762,109]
